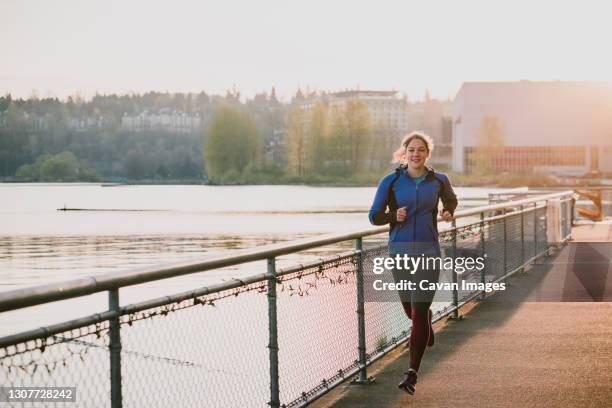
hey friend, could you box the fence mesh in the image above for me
[118,280,270,408]
[603,190,612,218]
[276,255,359,407]
[505,211,524,274]
[362,244,410,358]
[536,205,548,256]
[438,221,483,305]
[0,324,110,407]
[524,206,536,263]
[561,198,573,240]
[483,216,506,282]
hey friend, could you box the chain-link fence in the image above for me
[603,189,612,218]
[118,281,271,408]
[560,197,573,240]
[0,324,110,408]
[361,244,411,371]
[0,192,575,407]
[276,255,360,407]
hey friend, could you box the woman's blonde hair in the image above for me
[391,131,434,163]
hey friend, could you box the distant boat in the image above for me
[57,206,166,212]
[101,183,129,187]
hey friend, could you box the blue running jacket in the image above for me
[368,166,458,255]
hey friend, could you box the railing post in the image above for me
[544,200,550,256]
[267,257,280,408]
[449,219,462,320]
[520,205,525,272]
[480,212,486,300]
[533,202,538,264]
[569,195,576,228]
[109,289,122,408]
[502,208,507,275]
[354,237,372,384]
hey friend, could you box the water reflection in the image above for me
[0,234,359,290]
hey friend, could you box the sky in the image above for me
[1,0,611,101]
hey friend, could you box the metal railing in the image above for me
[0,191,575,407]
[489,186,611,220]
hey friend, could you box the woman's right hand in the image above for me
[396,207,407,223]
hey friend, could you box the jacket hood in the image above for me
[397,164,436,176]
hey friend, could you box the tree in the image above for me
[0,94,11,112]
[285,106,307,176]
[473,116,505,174]
[344,100,372,173]
[306,102,328,175]
[269,87,279,106]
[15,151,100,182]
[327,106,350,176]
[40,151,79,181]
[369,118,395,171]
[204,106,260,182]
[124,149,149,179]
[4,102,26,132]
[291,89,305,105]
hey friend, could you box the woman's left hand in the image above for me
[439,209,453,222]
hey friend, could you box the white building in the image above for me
[296,90,453,169]
[324,90,412,138]
[452,81,612,174]
[121,109,202,133]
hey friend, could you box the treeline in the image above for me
[285,101,395,177]
[16,151,101,182]
[204,102,396,184]
[0,90,285,181]
[0,89,277,124]
[1,90,448,184]
[1,125,205,181]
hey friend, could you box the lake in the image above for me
[0,183,508,335]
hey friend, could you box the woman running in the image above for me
[368,131,457,395]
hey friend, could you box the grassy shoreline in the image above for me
[2,172,607,188]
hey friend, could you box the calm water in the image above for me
[0,183,506,334]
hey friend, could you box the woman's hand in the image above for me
[396,207,407,222]
[439,209,453,222]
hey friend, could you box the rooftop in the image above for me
[331,90,398,98]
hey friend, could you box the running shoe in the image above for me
[398,369,418,395]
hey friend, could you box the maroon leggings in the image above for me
[401,301,433,372]
[392,264,438,372]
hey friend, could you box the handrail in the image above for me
[452,190,573,218]
[542,186,612,191]
[0,252,360,348]
[0,190,574,313]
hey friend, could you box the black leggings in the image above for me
[392,263,439,371]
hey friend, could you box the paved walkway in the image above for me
[311,224,612,407]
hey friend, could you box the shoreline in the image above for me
[0,180,607,188]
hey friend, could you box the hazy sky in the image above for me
[1,0,611,101]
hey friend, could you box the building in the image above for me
[412,98,453,169]
[301,90,453,169]
[325,90,412,139]
[121,109,202,133]
[452,81,612,174]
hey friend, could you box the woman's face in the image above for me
[404,137,429,170]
